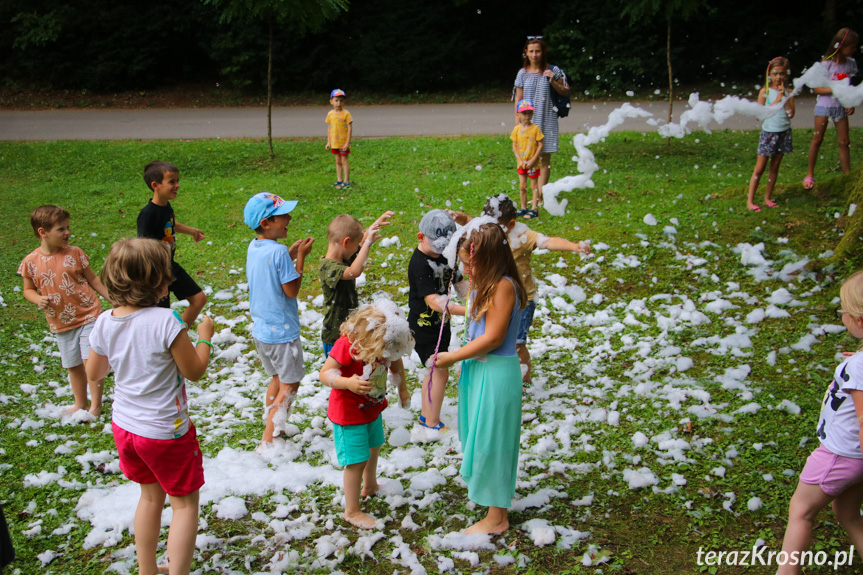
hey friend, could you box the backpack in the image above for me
[548,65,571,118]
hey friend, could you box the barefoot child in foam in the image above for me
[18,205,111,417]
[408,209,467,433]
[776,270,863,573]
[244,193,314,446]
[319,299,412,528]
[450,193,590,387]
[746,57,795,212]
[86,238,214,575]
[511,99,544,219]
[435,222,528,534]
[137,161,207,327]
[326,89,353,189]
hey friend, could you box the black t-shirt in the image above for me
[137,201,176,258]
[407,247,462,341]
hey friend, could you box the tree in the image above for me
[204,0,348,158]
[621,0,707,144]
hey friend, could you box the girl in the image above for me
[747,57,795,212]
[514,36,570,200]
[511,99,545,218]
[803,27,859,190]
[435,223,528,534]
[776,270,863,574]
[318,299,412,529]
[86,238,214,575]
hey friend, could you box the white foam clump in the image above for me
[623,467,659,489]
[380,236,401,248]
[427,531,495,551]
[643,214,657,226]
[214,496,248,519]
[521,518,556,547]
[747,497,763,511]
[632,432,649,448]
[345,298,414,361]
[442,214,498,268]
[388,427,410,447]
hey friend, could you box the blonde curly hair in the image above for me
[340,299,413,363]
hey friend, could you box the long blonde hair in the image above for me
[461,223,526,320]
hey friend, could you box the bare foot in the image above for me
[361,481,380,497]
[465,516,509,535]
[156,563,169,574]
[344,510,377,529]
[88,405,102,418]
[65,405,85,415]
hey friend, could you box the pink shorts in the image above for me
[113,421,205,497]
[800,444,863,497]
[517,167,539,179]
[330,147,350,156]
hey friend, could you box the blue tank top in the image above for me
[466,277,521,356]
[762,88,791,133]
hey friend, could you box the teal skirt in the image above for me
[458,354,523,508]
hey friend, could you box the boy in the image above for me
[244,192,314,446]
[511,99,545,219]
[408,209,467,433]
[450,194,590,386]
[325,89,353,189]
[18,205,111,417]
[137,160,207,327]
[319,210,394,355]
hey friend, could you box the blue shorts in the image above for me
[333,415,384,466]
[516,300,536,345]
[322,341,334,356]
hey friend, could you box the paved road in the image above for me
[0,98,850,141]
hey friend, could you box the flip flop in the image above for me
[748,205,761,212]
[765,200,778,208]
[802,176,815,190]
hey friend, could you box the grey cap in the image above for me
[419,209,457,253]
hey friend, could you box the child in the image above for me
[776,270,863,574]
[319,211,397,356]
[450,194,590,387]
[18,205,111,417]
[319,299,412,528]
[85,237,214,575]
[137,161,207,327]
[803,28,859,189]
[326,89,353,189]
[747,57,796,212]
[408,209,467,433]
[435,223,528,535]
[243,192,314,446]
[510,99,545,219]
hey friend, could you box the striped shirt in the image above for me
[514,66,566,153]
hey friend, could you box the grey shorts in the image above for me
[814,105,848,121]
[254,338,306,384]
[55,322,94,368]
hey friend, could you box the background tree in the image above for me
[203,0,348,158]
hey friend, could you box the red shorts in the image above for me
[113,421,205,497]
[330,147,350,156]
[517,167,539,179]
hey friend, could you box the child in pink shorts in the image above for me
[86,238,214,575]
[777,270,863,574]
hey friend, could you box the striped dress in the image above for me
[514,66,565,153]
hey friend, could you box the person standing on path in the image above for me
[513,36,570,200]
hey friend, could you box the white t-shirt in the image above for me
[818,352,863,458]
[89,307,189,440]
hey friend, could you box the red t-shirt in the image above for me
[327,336,389,425]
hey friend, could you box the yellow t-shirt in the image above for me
[510,123,544,167]
[326,109,353,149]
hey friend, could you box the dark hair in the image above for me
[101,238,173,307]
[522,37,549,71]
[143,161,179,191]
[461,223,527,320]
[30,205,70,238]
[482,194,518,225]
[824,28,859,60]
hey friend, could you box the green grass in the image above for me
[1,126,862,574]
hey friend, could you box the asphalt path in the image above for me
[0,98,854,141]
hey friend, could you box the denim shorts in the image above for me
[516,300,537,345]
[814,105,848,121]
[333,415,384,466]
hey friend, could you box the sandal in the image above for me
[341,181,352,189]
[748,205,761,212]
[765,200,778,208]
[419,419,447,431]
[331,181,343,187]
[516,208,527,217]
[523,209,539,219]
[802,176,815,190]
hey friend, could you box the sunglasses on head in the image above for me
[527,35,543,40]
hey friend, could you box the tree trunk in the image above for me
[824,168,863,267]
[666,17,672,148]
[267,17,275,160]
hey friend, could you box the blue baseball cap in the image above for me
[516,99,535,113]
[330,89,346,98]
[244,192,297,230]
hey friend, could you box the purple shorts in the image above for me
[799,444,863,497]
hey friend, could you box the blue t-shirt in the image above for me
[246,238,301,344]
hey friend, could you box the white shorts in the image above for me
[254,338,306,384]
[55,322,94,368]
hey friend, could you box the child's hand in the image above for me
[289,237,315,259]
[432,352,455,369]
[346,375,372,395]
[848,107,856,116]
[373,210,395,228]
[366,223,382,244]
[326,143,331,151]
[197,315,214,341]
[447,210,469,225]
[191,229,205,242]
[578,241,591,255]
[37,295,51,310]
[341,145,350,153]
